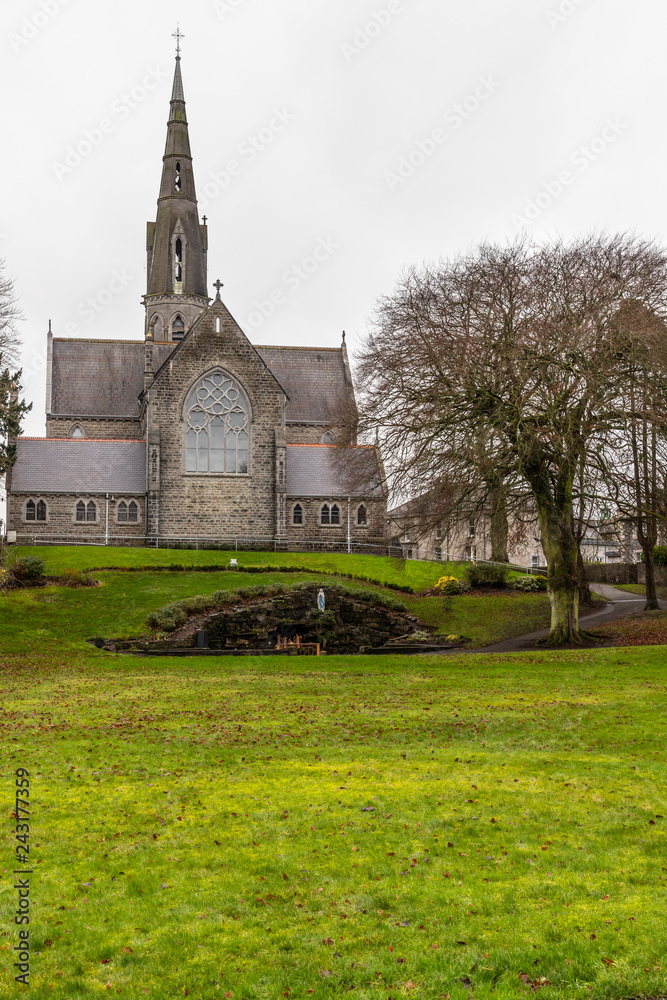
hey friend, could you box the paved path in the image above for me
[457,583,652,655]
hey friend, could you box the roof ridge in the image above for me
[254,345,343,353]
[53,338,144,345]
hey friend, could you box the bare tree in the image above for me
[0,259,30,480]
[354,234,667,645]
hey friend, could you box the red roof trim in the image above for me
[286,443,375,450]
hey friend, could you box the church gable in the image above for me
[150,296,288,411]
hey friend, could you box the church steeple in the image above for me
[144,39,209,343]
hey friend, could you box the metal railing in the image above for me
[5,531,544,575]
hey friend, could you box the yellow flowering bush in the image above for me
[434,575,462,596]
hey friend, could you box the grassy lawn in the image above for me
[0,550,665,998]
[616,583,667,600]
[405,593,552,646]
[3,549,555,648]
[10,546,457,593]
[0,646,665,999]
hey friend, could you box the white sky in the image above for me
[3,0,667,438]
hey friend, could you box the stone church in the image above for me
[6,52,386,548]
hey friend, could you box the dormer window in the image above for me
[175,161,182,192]
[172,315,185,343]
[71,424,85,439]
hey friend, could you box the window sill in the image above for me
[183,473,252,478]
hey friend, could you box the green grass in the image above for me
[1,551,665,998]
[0,649,665,998]
[405,593,552,646]
[5,547,555,648]
[616,583,667,600]
[11,546,457,592]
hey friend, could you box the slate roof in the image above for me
[255,346,352,424]
[50,338,353,426]
[286,445,384,498]
[10,439,146,494]
[50,339,175,417]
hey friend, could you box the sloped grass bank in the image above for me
[0,647,665,999]
[11,545,454,593]
[0,567,554,651]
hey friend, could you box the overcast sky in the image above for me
[3,0,667,438]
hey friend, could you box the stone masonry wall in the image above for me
[146,301,286,539]
[285,497,386,547]
[46,418,143,440]
[286,424,343,445]
[8,493,146,542]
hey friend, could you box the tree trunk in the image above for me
[490,506,509,564]
[577,548,592,605]
[536,494,589,645]
[643,543,660,611]
[489,483,509,563]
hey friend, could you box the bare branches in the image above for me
[354,232,667,643]
[0,259,23,371]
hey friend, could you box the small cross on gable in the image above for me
[213,278,224,301]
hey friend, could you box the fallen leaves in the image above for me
[519,974,551,991]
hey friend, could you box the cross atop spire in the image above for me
[172,24,185,57]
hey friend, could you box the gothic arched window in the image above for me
[185,371,250,475]
[128,501,139,523]
[357,504,367,526]
[172,315,185,342]
[71,424,85,439]
[175,161,182,192]
[25,499,47,522]
[321,431,336,445]
[330,504,341,526]
[293,504,304,526]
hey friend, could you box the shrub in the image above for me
[11,557,46,581]
[435,575,463,596]
[60,568,95,587]
[463,563,508,589]
[511,575,548,592]
[144,580,408,633]
[654,546,667,567]
[146,604,188,633]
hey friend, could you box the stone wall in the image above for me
[286,424,343,445]
[46,418,143,440]
[285,497,386,547]
[7,493,146,542]
[145,300,286,539]
[196,585,419,653]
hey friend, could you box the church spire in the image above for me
[144,37,209,343]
